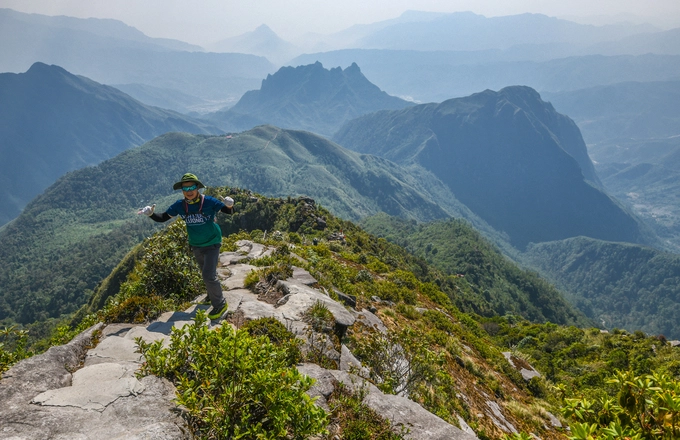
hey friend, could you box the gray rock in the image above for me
[219,251,249,265]
[32,362,145,412]
[277,279,355,329]
[545,410,563,428]
[235,240,270,260]
[291,266,318,286]
[352,308,388,333]
[457,416,477,436]
[502,352,541,381]
[340,344,369,376]
[298,364,477,440]
[220,264,257,290]
[298,363,336,411]
[100,323,138,338]
[86,335,142,364]
[124,319,195,347]
[0,324,187,439]
[333,288,357,309]
[485,400,518,433]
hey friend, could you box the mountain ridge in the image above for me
[0,126,471,326]
[0,9,275,103]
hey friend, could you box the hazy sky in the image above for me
[2,0,679,45]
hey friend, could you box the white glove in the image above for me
[221,196,234,208]
[137,204,155,216]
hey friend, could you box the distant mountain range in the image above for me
[354,12,661,52]
[206,24,299,66]
[295,10,665,55]
[334,86,652,249]
[204,62,412,137]
[544,80,680,144]
[0,8,275,106]
[0,62,221,226]
[544,81,680,251]
[292,50,680,103]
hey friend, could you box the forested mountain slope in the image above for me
[0,126,466,329]
[361,214,680,339]
[0,63,221,225]
[335,86,651,248]
[523,237,680,338]
[361,214,590,327]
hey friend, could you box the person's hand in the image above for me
[137,204,155,216]
[221,196,234,208]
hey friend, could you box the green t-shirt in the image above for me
[166,195,225,247]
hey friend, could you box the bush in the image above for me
[0,326,30,374]
[241,317,303,366]
[562,369,680,440]
[137,311,327,439]
[327,382,407,439]
[350,327,441,396]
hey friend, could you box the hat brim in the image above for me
[173,180,205,190]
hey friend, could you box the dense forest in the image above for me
[524,237,680,338]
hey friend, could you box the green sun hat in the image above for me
[173,173,205,190]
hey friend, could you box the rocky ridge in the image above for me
[0,240,541,439]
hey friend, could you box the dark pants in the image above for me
[191,243,225,309]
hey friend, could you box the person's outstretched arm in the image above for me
[138,204,173,222]
[220,196,235,215]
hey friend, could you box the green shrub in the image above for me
[289,232,302,244]
[137,311,327,439]
[0,326,31,374]
[562,369,680,440]
[350,327,441,396]
[327,382,407,439]
[302,301,340,369]
[101,294,168,324]
[241,317,303,366]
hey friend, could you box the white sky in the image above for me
[2,0,679,46]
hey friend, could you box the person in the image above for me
[137,173,234,320]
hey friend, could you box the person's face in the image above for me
[181,182,199,199]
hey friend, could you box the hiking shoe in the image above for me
[208,303,228,320]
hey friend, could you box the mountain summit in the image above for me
[205,62,412,137]
[207,24,299,64]
[335,86,648,248]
